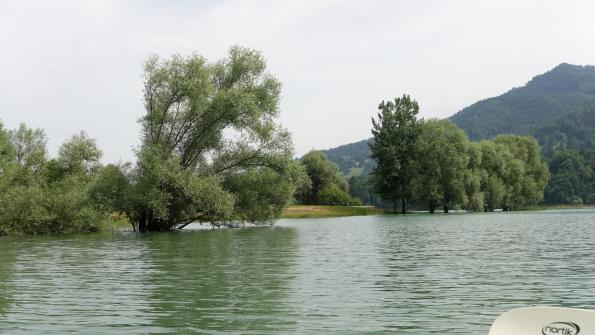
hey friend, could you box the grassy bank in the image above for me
[282,205,388,219]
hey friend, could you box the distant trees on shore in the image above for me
[296,150,361,206]
[370,95,549,213]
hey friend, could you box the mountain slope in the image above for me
[321,139,372,175]
[450,63,595,142]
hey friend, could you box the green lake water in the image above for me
[1,209,594,334]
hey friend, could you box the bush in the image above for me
[318,185,362,206]
[0,177,102,235]
[0,127,104,235]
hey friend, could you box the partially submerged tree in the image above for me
[413,119,469,213]
[111,46,305,231]
[369,95,421,213]
[495,135,549,210]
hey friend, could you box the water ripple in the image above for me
[0,210,594,334]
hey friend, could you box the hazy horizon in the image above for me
[2,0,595,162]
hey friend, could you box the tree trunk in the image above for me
[401,197,406,214]
[429,199,436,214]
[443,198,449,213]
[138,210,147,232]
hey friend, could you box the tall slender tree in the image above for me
[369,95,421,213]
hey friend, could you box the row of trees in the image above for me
[370,95,549,213]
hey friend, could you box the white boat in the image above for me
[489,306,595,335]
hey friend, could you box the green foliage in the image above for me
[0,179,102,235]
[494,135,549,209]
[8,123,47,173]
[0,123,16,187]
[413,120,469,213]
[88,164,131,213]
[0,127,104,235]
[534,98,595,157]
[545,150,594,204]
[463,142,485,212]
[318,184,362,206]
[369,95,422,213]
[104,46,304,231]
[477,141,507,211]
[365,103,548,212]
[348,175,384,206]
[297,150,359,206]
[58,131,102,177]
[224,162,307,224]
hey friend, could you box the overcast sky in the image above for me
[1,0,595,162]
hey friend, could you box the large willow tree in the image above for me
[119,46,305,232]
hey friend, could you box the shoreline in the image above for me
[281,205,388,219]
[282,204,595,219]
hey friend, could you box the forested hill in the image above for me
[321,139,372,176]
[450,63,595,156]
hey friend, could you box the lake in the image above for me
[1,209,594,334]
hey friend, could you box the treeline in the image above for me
[367,95,549,213]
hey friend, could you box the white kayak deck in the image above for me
[490,307,595,335]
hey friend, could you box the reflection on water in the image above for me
[0,234,162,334]
[0,239,16,317]
[146,227,298,334]
[0,209,594,334]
